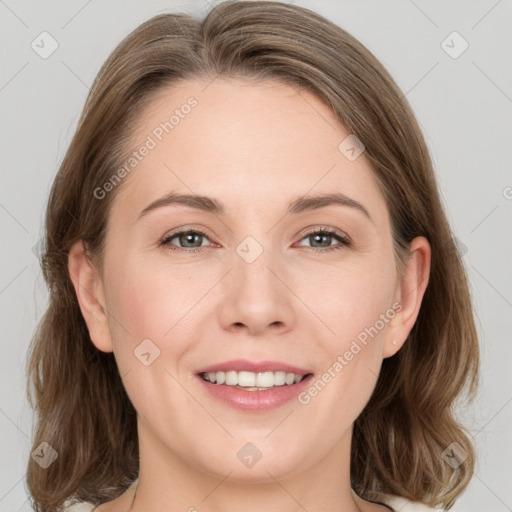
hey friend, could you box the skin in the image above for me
[69,78,430,512]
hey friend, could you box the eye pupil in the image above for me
[181,232,202,247]
[311,233,331,247]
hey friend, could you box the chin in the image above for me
[212,459,306,485]
[197,442,309,484]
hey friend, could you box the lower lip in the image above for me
[196,374,314,411]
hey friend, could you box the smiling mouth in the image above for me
[199,370,312,391]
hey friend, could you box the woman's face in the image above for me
[80,78,424,483]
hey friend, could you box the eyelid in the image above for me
[160,224,351,253]
[159,225,221,254]
[161,224,216,241]
[297,225,351,243]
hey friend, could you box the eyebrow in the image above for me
[138,191,372,221]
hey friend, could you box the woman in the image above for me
[26,1,479,511]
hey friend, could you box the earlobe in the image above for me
[68,240,113,353]
[383,236,431,358]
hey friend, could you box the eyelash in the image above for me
[159,227,351,254]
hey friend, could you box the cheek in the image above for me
[100,254,202,424]
[104,250,209,343]
[305,259,396,408]
[319,259,396,347]
[99,256,184,398]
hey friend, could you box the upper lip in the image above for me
[196,359,312,376]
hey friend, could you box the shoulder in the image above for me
[60,494,447,512]
[61,480,137,511]
[60,502,96,512]
[382,494,446,511]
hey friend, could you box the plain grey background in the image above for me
[1,0,511,510]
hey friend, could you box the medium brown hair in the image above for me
[26,1,479,510]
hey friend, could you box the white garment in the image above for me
[61,494,444,511]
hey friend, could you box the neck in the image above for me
[127,423,365,512]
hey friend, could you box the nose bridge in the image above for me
[218,233,294,335]
[234,234,280,306]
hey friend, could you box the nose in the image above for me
[218,247,295,337]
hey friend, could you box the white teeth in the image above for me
[238,371,256,387]
[225,370,238,386]
[256,371,274,387]
[285,372,295,385]
[274,371,286,386]
[201,370,307,389]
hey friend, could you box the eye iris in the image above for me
[311,233,331,247]
[180,232,202,247]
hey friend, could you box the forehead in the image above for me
[110,77,387,223]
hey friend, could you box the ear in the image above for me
[383,236,431,358]
[68,240,113,353]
